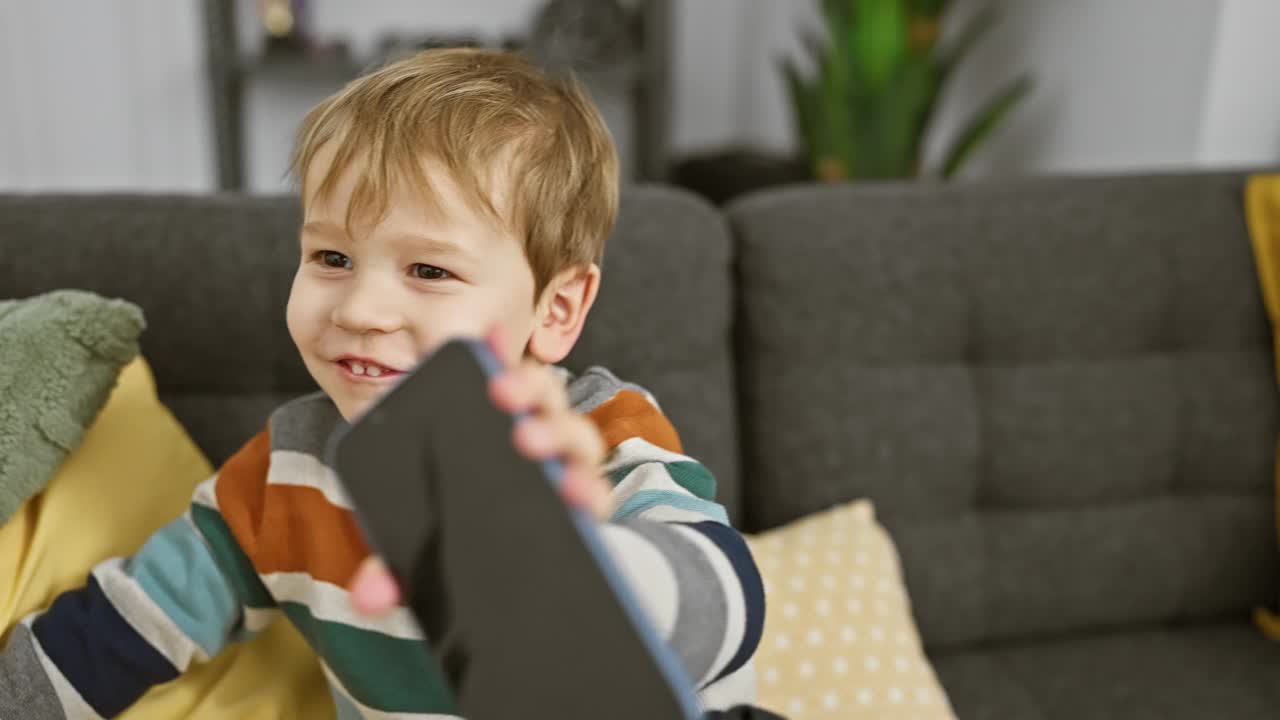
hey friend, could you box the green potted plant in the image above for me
[785,0,1030,181]
[671,0,1030,204]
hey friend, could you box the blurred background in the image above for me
[1,0,1278,205]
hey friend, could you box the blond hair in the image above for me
[291,48,619,295]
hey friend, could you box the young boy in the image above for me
[0,49,763,718]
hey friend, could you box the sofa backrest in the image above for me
[728,172,1280,650]
[2,194,311,464]
[0,187,742,522]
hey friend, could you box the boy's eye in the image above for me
[412,264,452,281]
[319,251,352,269]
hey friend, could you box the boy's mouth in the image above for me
[335,356,404,381]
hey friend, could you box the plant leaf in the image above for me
[939,76,1031,178]
[892,56,941,175]
[818,18,855,177]
[780,55,818,173]
[938,2,998,75]
[851,0,908,94]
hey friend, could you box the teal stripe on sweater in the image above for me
[189,504,275,610]
[608,460,717,501]
[612,489,729,525]
[125,518,241,658]
[281,601,456,714]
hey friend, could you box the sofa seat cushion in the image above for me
[932,621,1280,720]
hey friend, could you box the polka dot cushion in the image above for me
[746,500,956,719]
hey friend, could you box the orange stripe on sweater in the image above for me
[254,485,369,585]
[586,389,683,454]
[216,429,370,587]
[214,429,272,560]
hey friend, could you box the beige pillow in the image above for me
[746,500,956,719]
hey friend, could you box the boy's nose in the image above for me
[332,279,403,335]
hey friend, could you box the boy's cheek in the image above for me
[286,276,332,341]
[285,274,314,332]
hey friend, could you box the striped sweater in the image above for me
[0,367,764,719]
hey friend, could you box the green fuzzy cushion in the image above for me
[0,290,145,525]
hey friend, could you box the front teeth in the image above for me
[346,360,386,377]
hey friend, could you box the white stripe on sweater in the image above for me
[696,661,757,711]
[242,606,280,633]
[262,571,423,640]
[597,524,680,639]
[190,474,219,510]
[610,461,699,510]
[267,449,354,509]
[603,437,695,472]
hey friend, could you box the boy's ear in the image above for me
[527,263,601,364]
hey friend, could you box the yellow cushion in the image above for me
[746,500,956,719]
[1245,173,1280,637]
[0,357,332,719]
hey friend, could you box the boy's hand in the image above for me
[348,326,613,616]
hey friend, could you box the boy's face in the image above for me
[287,153,542,421]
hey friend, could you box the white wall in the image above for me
[668,0,745,153]
[934,0,1222,175]
[669,0,820,155]
[0,0,212,191]
[1197,0,1280,166]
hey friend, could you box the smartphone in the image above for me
[327,339,702,719]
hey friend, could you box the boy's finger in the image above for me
[349,556,401,616]
[513,414,605,467]
[560,413,607,467]
[491,361,568,415]
[562,466,613,520]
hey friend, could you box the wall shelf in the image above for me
[201,0,672,192]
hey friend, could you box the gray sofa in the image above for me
[3,170,1279,718]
